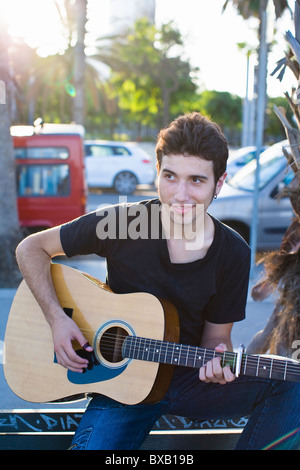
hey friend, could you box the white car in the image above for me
[84,140,155,194]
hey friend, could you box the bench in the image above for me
[0,409,247,450]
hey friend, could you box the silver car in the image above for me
[227,146,267,179]
[209,140,294,250]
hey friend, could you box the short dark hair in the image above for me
[156,112,228,182]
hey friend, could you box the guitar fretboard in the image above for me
[122,336,300,383]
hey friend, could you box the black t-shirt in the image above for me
[60,199,250,346]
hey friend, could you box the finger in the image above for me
[73,327,93,352]
[212,357,225,378]
[56,341,90,370]
[214,343,227,353]
[199,364,207,382]
[222,364,235,383]
[204,359,221,383]
[55,349,86,372]
[205,357,227,384]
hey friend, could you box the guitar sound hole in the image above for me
[99,326,128,363]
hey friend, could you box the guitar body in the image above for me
[4,264,179,405]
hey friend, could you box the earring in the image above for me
[213,194,217,199]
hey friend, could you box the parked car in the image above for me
[84,140,155,194]
[12,123,87,231]
[226,146,267,179]
[209,140,294,250]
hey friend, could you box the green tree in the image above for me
[196,90,242,144]
[109,19,198,131]
[265,96,293,140]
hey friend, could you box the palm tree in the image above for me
[0,0,23,287]
[13,0,122,127]
[223,0,290,19]
[72,0,88,125]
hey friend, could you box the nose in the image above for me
[174,180,190,202]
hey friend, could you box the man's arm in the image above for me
[16,227,93,373]
[199,320,235,385]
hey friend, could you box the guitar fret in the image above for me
[193,348,197,368]
[243,354,247,375]
[137,336,143,360]
[151,339,157,362]
[123,336,300,386]
[202,349,206,364]
[163,342,168,364]
[144,338,151,361]
[256,356,260,376]
[178,345,182,364]
[170,343,175,364]
[269,358,273,379]
[129,335,136,359]
[185,345,190,367]
[284,360,287,380]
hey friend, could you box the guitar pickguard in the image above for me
[53,349,128,384]
[54,316,136,385]
[68,361,127,384]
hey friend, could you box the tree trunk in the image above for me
[0,7,24,286]
[72,0,87,125]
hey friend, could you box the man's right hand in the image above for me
[51,313,93,373]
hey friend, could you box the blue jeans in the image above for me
[70,367,300,450]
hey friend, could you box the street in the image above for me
[87,184,158,212]
[0,187,275,411]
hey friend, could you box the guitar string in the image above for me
[78,327,299,370]
[76,328,300,376]
[88,342,300,378]
[97,343,300,379]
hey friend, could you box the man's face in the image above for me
[157,154,226,228]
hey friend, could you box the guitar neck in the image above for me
[123,336,300,383]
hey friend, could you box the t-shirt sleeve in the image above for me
[60,208,114,258]
[204,251,250,325]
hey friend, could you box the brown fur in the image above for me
[248,218,300,356]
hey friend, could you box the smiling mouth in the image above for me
[170,204,195,214]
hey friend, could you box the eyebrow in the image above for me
[162,168,209,180]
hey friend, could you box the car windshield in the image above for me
[227,143,288,191]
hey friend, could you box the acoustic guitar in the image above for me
[4,264,300,405]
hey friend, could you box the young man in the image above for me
[16,112,300,450]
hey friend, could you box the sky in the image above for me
[2,0,297,98]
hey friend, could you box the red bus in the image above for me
[12,123,87,231]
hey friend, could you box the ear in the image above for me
[215,172,227,196]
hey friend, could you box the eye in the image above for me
[164,172,175,181]
[191,176,208,184]
[191,177,201,184]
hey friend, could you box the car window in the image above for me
[114,146,131,156]
[14,147,69,159]
[86,145,131,157]
[88,145,114,157]
[239,151,256,165]
[228,151,288,192]
[16,164,70,196]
